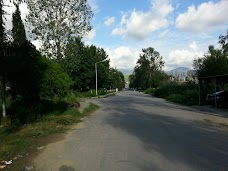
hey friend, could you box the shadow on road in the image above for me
[100,91,228,171]
[59,165,75,171]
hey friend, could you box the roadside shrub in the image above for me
[183,89,198,106]
[153,81,199,106]
[9,100,38,125]
[64,92,79,103]
[165,94,184,104]
[39,57,72,101]
[144,88,156,95]
[154,82,182,98]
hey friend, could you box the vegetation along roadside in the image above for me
[0,98,100,164]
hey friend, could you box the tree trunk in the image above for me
[1,77,6,117]
[0,0,6,117]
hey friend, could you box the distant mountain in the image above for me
[118,69,133,75]
[166,67,191,74]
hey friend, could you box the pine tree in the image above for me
[12,3,27,45]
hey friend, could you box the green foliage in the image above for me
[5,6,72,124]
[108,68,125,90]
[149,70,170,88]
[193,30,228,85]
[144,88,156,95]
[165,90,198,106]
[61,37,124,92]
[12,4,26,45]
[0,101,99,161]
[165,94,184,104]
[7,41,43,103]
[39,57,72,101]
[26,0,93,59]
[73,90,107,98]
[82,103,99,115]
[153,81,199,106]
[129,47,167,90]
[154,82,181,98]
[0,0,8,118]
[64,92,80,103]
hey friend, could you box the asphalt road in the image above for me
[34,91,228,171]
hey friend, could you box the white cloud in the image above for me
[84,29,96,41]
[104,17,115,26]
[158,30,169,38]
[111,0,173,40]
[105,46,139,69]
[189,41,197,51]
[152,0,174,18]
[164,41,204,70]
[111,28,126,36]
[176,0,228,32]
[88,0,99,13]
[31,40,42,50]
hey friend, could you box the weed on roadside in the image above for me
[0,102,99,162]
[82,103,100,115]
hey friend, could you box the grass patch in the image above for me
[165,94,184,104]
[0,102,99,161]
[82,103,100,115]
[73,90,109,98]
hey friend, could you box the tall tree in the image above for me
[130,47,165,90]
[142,47,164,72]
[7,4,72,123]
[7,4,41,104]
[12,3,26,45]
[193,31,228,88]
[62,38,110,91]
[109,68,125,90]
[26,0,93,59]
[193,31,228,78]
[0,0,7,117]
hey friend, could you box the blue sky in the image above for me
[83,0,228,71]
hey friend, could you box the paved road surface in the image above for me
[34,91,228,171]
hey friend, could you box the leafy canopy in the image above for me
[193,30,228,78]
[130,47,167,89]
[26,0,93,59]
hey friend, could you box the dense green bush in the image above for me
[165,94,184,104]
[153,82,182,98]
[144,88,156,95]
[152,81,199,106]
[183,89,199,105]
[39,57,72,101]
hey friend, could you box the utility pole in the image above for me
[95,60,106,96]
[95,62,98,95]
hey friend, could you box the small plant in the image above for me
[82,103,100,115]
[0,102,99,162]
[144,88,156,95]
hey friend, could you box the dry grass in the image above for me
[196,118,228,128]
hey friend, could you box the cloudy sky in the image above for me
[4,0,228,71]
[84,0,228,71]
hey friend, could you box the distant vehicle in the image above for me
[206,90,228,107]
